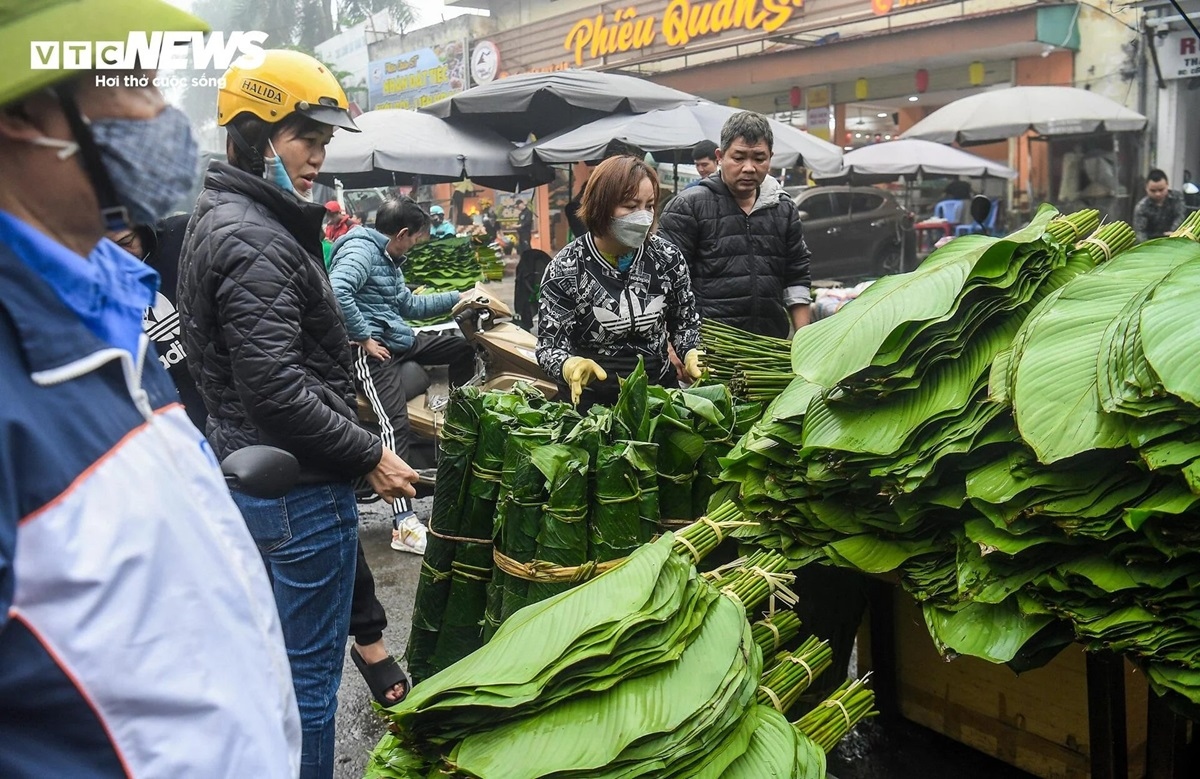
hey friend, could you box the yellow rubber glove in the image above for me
[683,348,704,381]
[562,356,607,405]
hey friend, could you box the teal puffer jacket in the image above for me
[328,227,459,355]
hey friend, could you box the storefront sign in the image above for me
[368,40,467,110]
[872,0,941,15]
[1155,29,1200,80]
[563,0,805,67]
[471,40,500,84]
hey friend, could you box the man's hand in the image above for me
[789,303,812,334]
[367,447,419,503]
[359,338,390,361]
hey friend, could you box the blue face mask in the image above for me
[87,106,199,226]
[263,140,299,196]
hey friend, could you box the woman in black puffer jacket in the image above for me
[177,50,417,779]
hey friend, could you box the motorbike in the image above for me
[357,285,558,496]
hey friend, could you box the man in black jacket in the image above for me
[658,111,812,338]
[660,113,864,703]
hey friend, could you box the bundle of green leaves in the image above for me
[716,204,1200,713]
[407,363,761,681]
[368,532,874,778]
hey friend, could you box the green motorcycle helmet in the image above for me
[0,0,208,107]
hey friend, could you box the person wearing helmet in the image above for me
[0,2,300,777]
[177,48,419,779]
[427,204,455,239]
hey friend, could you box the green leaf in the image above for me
[923,599,1054,663]
[450,596,753,778]
[1140,253,1200,408]
[1012,241,1199,463]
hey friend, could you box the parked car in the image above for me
[786,185,917,282]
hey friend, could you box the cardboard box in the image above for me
[887,591,1148,779]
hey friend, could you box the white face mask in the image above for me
[610,209,653,249]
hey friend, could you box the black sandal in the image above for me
[350,645,411,707]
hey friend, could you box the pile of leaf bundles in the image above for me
[400,237,487,326]
[716,202,1200,712]
[475,239,505,282]
[491,428,555,625]
[725,206,1107,572]
[405,385,484,682]
[409,360,759,679]
[404,236,484,292]
[406,385,551,680]
[366,521,875,779]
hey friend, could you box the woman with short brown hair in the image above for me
[536,155,703,410]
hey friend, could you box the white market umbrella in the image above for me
[318,109,553,190]
[901,86,1147,144]
[814,139,1017,183]
[510,101,843,174]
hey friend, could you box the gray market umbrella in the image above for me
[422,70,697,141]
[901,86,1147,145]
[317,109,553,191]
[509,101,844,174]
[813,139,1017,183]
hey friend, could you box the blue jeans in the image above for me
[233,482,358,779]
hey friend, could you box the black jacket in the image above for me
[178,161,382,483]
[658,175,811,339]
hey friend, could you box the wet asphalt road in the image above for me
[333,497,429,778]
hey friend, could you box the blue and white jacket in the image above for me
[0,211,300,778]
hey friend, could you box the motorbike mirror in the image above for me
[970,195,991,226]
[221,445,300,499]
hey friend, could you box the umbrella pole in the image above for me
[568,166,575,241]
[673,160,679,195]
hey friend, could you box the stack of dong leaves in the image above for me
[366,521,875,778]
[401,237,491,326]
[406,367,760,682]
[711,202,1200,713]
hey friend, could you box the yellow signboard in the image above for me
[872,0,940,15]
[805,84,830,141]
[564,0,805,67]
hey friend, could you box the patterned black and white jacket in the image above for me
[536,232,702,383]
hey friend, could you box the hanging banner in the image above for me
[805,84,831,142]
[368,40,467,110]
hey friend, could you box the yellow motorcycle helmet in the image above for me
[218,49,358,132]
